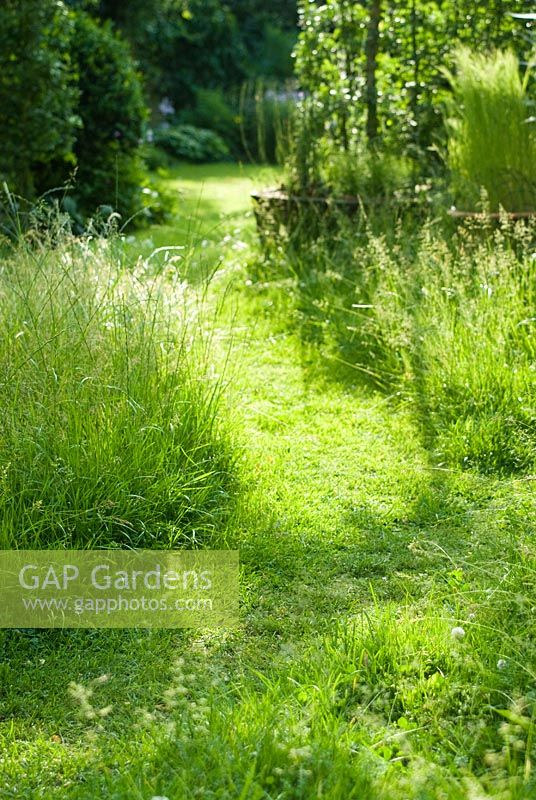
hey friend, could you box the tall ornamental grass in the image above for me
[0,228,236,549]
[445,48,536,211]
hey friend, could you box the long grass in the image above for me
[262,215,536,474]
[445,48,536,211]
[390,221,536,473]
[0,223,236,549]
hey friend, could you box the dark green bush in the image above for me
[249,22,295,80]
[154,125,230,163]
[0,4,150,224]
[0,0,79,199]
[68,12,147,219]
[179,82,294,163]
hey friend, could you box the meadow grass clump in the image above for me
[384,220,536,473]
[265,215,536,475]
[445,48,536,211]
[0,227,236,549]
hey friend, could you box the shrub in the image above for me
[324,147,413,202]
[0,5,152,226]
[0,222,236,548]
[67,11,147,219]
[250,22,295,80]
[283,129,414,202]
[185,88,240,151]
[179,82,293,163]
[444,47,536,211]
[0,0,79,199]
[154,125,230,163]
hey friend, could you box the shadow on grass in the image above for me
[1,452,532,797]
[256,213,536,478]
[237,467,522,632]
[0,468,508,718]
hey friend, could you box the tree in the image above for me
[365,0,382,142]
[294,0,529,160]
[66,0,297,104]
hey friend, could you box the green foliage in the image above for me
[176,83,293,163]
[181,88,240,150]
[0,4,150,224]
[154,124,230,163]
[98,0,249,109]
[378,0,529,150]
[0,220,235,548]
[321,147,413,202]
[250,22,295,80]
[66,11,147,218]
[390,222,536,473]
[292,0,529,192]
[227,0,297,39]
[283,111,414,201]
[68,0,297,163]
[236,81,295,164]
[83,0,297,101]
[0,0,80,198]
[445,48,536,211]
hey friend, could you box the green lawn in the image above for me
[1,164,535,799]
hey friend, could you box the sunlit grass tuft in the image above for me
[0,227,236,548]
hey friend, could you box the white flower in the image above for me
[289,745,312,760]
[497,659,508,671]
[451,626,466,640]
[158,98,175,116]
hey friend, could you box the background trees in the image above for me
[286,0,533,200]
[0,0,297,220]
[1,0,531,221]
[294,0,528,161]
[67,0,296,108]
